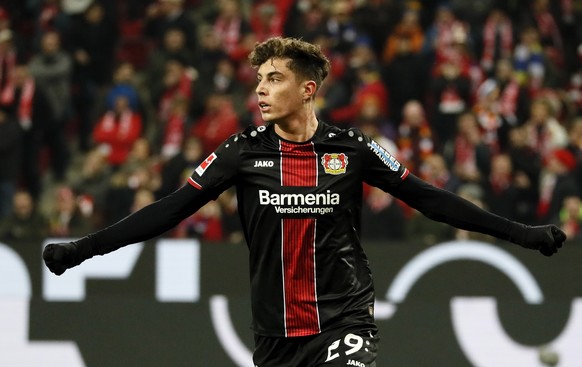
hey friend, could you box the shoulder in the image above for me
[317,121,367,143]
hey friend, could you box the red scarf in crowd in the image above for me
[0,49,15,105]
[213,16,243,54]
[481,17,513,69]
[18,77,35,129]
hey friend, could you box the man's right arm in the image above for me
[43,183,216,275]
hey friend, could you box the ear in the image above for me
[303,80,317,101]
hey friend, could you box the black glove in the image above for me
[513,224,567,256]
[43,242,85,275]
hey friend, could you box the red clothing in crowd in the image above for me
[93,110,143,166]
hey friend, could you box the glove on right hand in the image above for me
[43,242,80,276]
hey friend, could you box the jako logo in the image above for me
[254,161,274,168]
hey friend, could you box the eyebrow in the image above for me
[257,71,285,79]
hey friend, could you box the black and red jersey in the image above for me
[187,121,409,337]
[82,120,518,339]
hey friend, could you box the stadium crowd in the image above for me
[0,0,581,245]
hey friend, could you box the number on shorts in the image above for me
[325,333,364,362]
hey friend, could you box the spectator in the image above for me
[93,94,143,168]
[0,190,49,242]
[192,24,228,86]
[0,105,21,220]
[216,188,243,244]
[160,95,189,160]
[481,153,521,220]
[361,185,406,241]
[197,56,246,112]
[472,79,504,154]
[480,8,514,75]
[526,0,564,68]
[146,27,194,104]
[325,0,360,54]
[454,183,497,242]
[0,29,16,109]
[190,92,240,156]
[381,8,424,64]
[28,30,71,181]
[558,195,582,241]
[30,0,70,52]
[419,153,460,193]
[103,136,161,224]
[250,1,283,42]
[396,100,434,174]
[352,0,402,56]
[70,148,112,228]
[69,1,118,151]
[522,97,568,162]
[506,126,542,224]
[447,112,491,185]
[173,200,224,242]
[155,57,195,127]
[12,63,55,199]
[513,26,546,95]
[382,27,428,124]
[157,136,203,198]
[330,62,389,129]
[428,57,472,150]
[537,148,579,223]
[283,0,327,42]
[144,0,197,50]
[47,185,94,237]
[565,117,582,189]
[105,62,141,113]
[484,58,530,130]
[406,154,457,245]
[131,188,155,213]
[210,0,252,61]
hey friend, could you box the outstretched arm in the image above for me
[391,174,566,256]
[43,183,216,275]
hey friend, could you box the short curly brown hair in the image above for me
[248,37,330,89]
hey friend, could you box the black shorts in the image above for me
[253,327,379,367]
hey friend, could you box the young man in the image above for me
[44,37,566,367]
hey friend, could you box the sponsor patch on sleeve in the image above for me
[195,152,217,176]
[368,140,401,171]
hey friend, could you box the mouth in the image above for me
[258,102,271,112]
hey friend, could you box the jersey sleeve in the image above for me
[73,135,241,257]
[357,131,410,191]
[187,134,240,200]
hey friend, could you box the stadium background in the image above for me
[0,0,581,366]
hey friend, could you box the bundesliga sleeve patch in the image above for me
[368,140,400,171]
[195,152,217,176]
[321,153,348,175]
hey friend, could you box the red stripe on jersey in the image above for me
[279,140,320,336]
[187,177,202,190]
[281,218,319,336]
[280,141,318,187]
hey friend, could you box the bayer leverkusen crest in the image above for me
[321,153,348,175]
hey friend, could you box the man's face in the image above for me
[255,58,306,124]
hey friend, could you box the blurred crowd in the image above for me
[0,0,581,245]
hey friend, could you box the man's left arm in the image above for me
[391,173,566,256]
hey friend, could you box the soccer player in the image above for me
[43,37,566,367]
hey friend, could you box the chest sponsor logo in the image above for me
[253,160,274,168]
[368,140,400,171]
[258,189,339,215]
[321,153,348,175]
[195,153,217,176]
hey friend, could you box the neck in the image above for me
[273,111,319,142]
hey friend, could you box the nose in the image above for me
[256,80,267,96]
